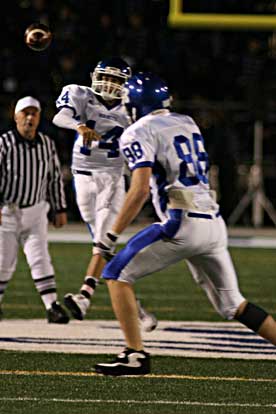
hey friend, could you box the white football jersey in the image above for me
[120,110,218,220]
[55,84,130,173]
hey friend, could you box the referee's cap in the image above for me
[14,96,41,114]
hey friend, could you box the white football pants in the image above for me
[73,172,125,243]
[108,214,245,320]
[0,201,54,283]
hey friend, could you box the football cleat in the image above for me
[137,300,158,332]
[47,301,69,324]
[95,348,150,376]
[0,306,3,321]
[64,293,90,320]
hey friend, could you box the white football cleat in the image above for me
[64,293,90,320]
[137,300,158,332]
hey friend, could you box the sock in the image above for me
[80,276,98,299]
[41,293,57,310]
[0,278,9,303]
[34,274,57,310]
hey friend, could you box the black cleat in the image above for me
[95,348,150,376]
[64,293,90,320]
[0,306,3,321]
[47,301,69,324]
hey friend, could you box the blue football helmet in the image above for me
[91,57,132,101]
[124,72,171,121]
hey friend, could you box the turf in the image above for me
[1,243,276,413]
[3,244,276,321]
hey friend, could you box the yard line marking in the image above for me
[1,369,276,383]
[0,397,275,407]
[1,320,276,359]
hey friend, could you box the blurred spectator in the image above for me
[237,38,266,110]
[93,13,121,59]
[119,13,151,70]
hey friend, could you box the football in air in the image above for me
[24,23,53,51]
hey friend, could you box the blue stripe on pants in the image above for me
[102,209,183,280]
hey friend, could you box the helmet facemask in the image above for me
[91,69,128,100]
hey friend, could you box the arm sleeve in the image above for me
[53,84,89,130]
[47,138,67,212]
[120,124,155,171]
[52,107,83,130]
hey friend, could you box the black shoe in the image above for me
[95,348,150,376]
[64,293,89,320]
[47,301,69,324]
[0,306,3,321]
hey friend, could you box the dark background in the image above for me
[3,0,276,225]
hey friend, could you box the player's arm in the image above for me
[96,167,151,260]
[52,108,100,144]
[112,166,151,234]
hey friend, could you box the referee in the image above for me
[0,96,69,323]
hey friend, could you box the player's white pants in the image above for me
[73,172,125,243]
[103,211,245,320]
[0,201,54,283]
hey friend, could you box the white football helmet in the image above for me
[91,57,132,101]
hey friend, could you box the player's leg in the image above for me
[66,173,157,329]
[108,279,143,349]
[95,222,188,375]
[94,278,150,376]
[0,206,20,318]
[63,173,98,319]
[92,173,158,330]
[235,300,276,345]
[22,202,69,323]
[187,251,246,319]
[187,217,276,344]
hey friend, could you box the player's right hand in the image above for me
[77,125,101,147]
[96,231,119,262]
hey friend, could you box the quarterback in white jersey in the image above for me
[95,73,276,376]
[52,58,158,331]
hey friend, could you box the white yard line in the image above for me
[0,397,275,408]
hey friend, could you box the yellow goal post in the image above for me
[168,0,276,30]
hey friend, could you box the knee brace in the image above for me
[236,302,268,332]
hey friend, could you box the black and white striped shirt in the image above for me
[0,129,67,211]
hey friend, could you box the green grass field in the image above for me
[1,243,276,414]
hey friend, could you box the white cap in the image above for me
[14,96,41,114]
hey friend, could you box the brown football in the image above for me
[24,23,53,51]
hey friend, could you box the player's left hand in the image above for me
[53,212,67,228]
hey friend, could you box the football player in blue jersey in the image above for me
[52,58,157,331]
[95,72,276,376]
